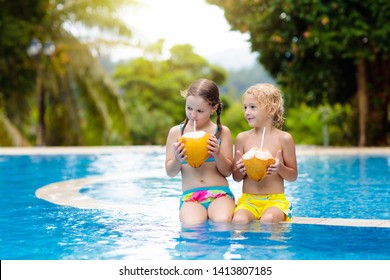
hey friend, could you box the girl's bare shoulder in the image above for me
[169,124,181,133]
[167,125,182,140]
[221,124,231,131]
[221,125,232,135]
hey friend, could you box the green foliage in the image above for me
[0,0,46,141]
[0,120,13,146]
[113,43,227,145]
[3,0,387,146]
[285,104,323,145]
[0,0,135,146]
[285,103,356,146]
[208,0,390,146]
[221,101,249,141]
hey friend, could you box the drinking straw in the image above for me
[194,120,196,132]
[260,127,265,150]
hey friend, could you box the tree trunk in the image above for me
[36,63,46,146]
[357,58,367,147]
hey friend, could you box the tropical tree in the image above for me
[113,42,227,144]
[208,0,390,146]
[0,0,46,146]
[0,0,137,146]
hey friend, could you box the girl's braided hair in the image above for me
[181,79,223,138]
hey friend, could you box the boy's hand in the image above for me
[235,150,247,176]
[268,150,282,174]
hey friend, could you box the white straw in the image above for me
[260,127,266,150]
[193,120,196,132]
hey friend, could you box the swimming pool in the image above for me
[0,147,389,260]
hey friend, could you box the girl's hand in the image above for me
[268,150,282,175]
[207,135,220,157]
[235,150,247,176]
[173,141,186,163]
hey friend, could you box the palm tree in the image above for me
[2,0,138,146]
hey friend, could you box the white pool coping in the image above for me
[287,217,390,228]
[35,174,390,229]
[36,176,390,228]
[3,145,390,228]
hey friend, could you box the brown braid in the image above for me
[215,101,222,139]
[180,118,189,135]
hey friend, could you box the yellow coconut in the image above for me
[242,147,276,181]
[179,131,210,168]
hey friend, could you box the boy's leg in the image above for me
[260,206,286,223]
[232,209,255,224]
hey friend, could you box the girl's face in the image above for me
[243,94,270,127]
[185,95,214,126]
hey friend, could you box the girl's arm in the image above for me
[209,126,233,177]
[165,126,185,177]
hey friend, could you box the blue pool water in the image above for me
[0,149,389,260]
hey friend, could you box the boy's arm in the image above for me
[232,133,246,182]
[276,132,298,182]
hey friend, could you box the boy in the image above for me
[232,83,298,224]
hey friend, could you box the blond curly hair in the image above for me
[243,83,285,128]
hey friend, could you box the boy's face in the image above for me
[243,94,270,127]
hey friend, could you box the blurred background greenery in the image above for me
[0,0,389,147]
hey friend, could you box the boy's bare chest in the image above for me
[243,134,280,155]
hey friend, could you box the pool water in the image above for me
[289,155,390,220]
[0,149,389,260]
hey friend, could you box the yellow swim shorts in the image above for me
[234,193,292,221]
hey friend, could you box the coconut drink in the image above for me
[242,147,275,181]
[179,130,210,168]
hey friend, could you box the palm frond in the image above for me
[0,115,32,146]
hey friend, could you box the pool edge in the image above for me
[287,217,390,228]
[1,145,390,155]
[36,177,390,229]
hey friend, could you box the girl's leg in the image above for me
[260,206,286,223]
[179,202,208,225]
[208,196,235,223]
[232,209,255,224]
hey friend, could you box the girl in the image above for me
[165,79,235,225]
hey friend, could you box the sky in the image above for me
[113,0,258,69]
